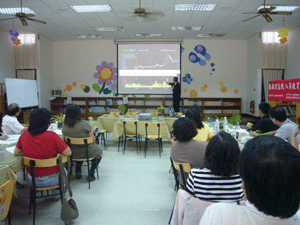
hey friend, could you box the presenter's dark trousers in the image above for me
[173,98,180,112]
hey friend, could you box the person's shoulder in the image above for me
[203,202,241,218]
[191,139,208,147]
[42,131,60,139]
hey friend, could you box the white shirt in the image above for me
[200,201,300,225]
[275,119,298,144]
[2,115,24,135]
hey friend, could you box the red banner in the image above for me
[268,78,300,102]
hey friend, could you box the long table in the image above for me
[97,115,178,141]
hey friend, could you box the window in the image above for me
[262,32,280,44]
[18,33,36,45]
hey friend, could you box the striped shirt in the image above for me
[186,168,244,203]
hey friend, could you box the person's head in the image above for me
[28,108,51,135]
[205,131,240,176]
[268,106,287,125]
[171,117,197,142]
[6,103,20,116]
[64,104,81,128]
[239,135,300,218]
[173,77,178,83]
[185,107,204,129]
[258,102,271,116]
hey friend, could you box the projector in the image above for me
[138,113,152,120]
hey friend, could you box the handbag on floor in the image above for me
[59,156,79,223]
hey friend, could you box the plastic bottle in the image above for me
[215,118,219,133]
[224,117,228,132]
[231,126,236,139]
[236,122,240,139]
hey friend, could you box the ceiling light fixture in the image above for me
[135,33,162,37]
[93,27,124,31]
[0,7,35,14]
[257,5,299,12]
[74,34,101,38]
[171,26,202,31]
[197,33,225,38]
[71,5,112,12]
[175,4,217,11]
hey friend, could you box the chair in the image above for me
[172,160,192,191]
[65,137,99,189]
[151,112,158,116]
[0,179,15,225]
[143,122,163,158]
[119,121,141,154]
[175,112,183,116]
[110,112,120,115]
[170,189,214,225]
[91,122,106,149]
[170,158,179,191]
[169,160,192,224]
[23,156,68,225]
[126,112,136,115]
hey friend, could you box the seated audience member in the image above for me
[62,104,103,181]
[185,108,213,142]
[250,102,279,136]
[14,108,72,197]
[269,106,298,143]
[0,112,8,140]
[2,103,27,135]
[187,131,244,202]
[200,135,300,225]
[292,117,300,150]
[171,117,208,185]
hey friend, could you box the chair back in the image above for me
[151,112,158,116]
[65,136,93,160]
[123,121,139,136]
[0,179,15,223]
[175,112,183,116]
[172,160,192,191]
[170,157,179,191]
[144,122,162,139]
[110,112,120,115]
[126,112,136,115]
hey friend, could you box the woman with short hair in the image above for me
[186,131,244,202]
[170,117,208,185]
[62,104,103,181]
[14,108,72,196]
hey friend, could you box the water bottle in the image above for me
[224,117,228,132]
[215,118,219,133]
[236,122,240,139]
[231,126,237,139]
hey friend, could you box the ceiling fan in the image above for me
[243,0,292,22]
[0,0,46,26]
[119,0,164,22]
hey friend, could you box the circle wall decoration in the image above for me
[234,89,239,94]
[189,89,198,98]
[221,86,227,93]
[66,85,72,91]
[183,88,189,93]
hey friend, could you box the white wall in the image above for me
[38,36,53,110]
[286,27,300,79]
[0,30,15,83]
[52,39,248,112]
[246,34,260,116]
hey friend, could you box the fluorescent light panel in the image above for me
[93,27,124,31]
[257,5,299,12]
[71,5,112,12]
[135,33,162,37]
[175,4,217,11]
[171,26,202,31]
[0,7,35,14]
[74,34,101,38]
[197,33,225,37]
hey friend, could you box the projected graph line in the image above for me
[133,54,178,70]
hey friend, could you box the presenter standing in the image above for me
[172,77,181,112]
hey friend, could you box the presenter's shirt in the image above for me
[2,115,24,135]
[16,130,68,177]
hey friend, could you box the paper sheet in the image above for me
[6,146,16,154]
[54,130,62,135]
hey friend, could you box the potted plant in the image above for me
[228,114,241,125]
[157,106,164,116]
[204,114,214,122]
[52,112,64,128]
[118,105,126,115]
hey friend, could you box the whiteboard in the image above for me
[5,78,39,108]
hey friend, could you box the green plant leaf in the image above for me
[144,95,150,98]
[133,95,136,98]
[122,95,128,97]
[92,83,100,92]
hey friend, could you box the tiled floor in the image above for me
[10,138,176,225]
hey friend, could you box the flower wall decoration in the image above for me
[93,61,118,95]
